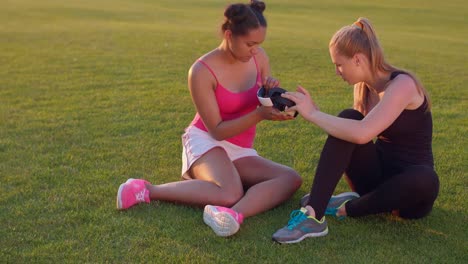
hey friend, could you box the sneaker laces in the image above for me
[134,189,147,202]
[287,209,308,230]
[325,200,349,220]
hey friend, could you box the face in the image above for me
[227,26,266,62]
[329,46,363,85]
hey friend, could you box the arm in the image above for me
[283,75,421,144]
[188,61,278,141]
[256,47,280,88]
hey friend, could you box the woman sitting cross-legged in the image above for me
[272,17,439,244]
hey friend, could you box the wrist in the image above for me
[254,107,266,122]
[305,110,320,123]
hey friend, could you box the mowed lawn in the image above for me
[1,0,466,263]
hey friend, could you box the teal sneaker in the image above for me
[300,192,360,219]
[272,208,328,244]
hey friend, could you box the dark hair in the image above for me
[221,0,267,36]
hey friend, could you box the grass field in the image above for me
[1,0,467,263]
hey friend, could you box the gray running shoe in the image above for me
[300,192,360,218]
[272,208,328,244]
[299,193,310,207]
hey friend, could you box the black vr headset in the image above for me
[257,87,298,117]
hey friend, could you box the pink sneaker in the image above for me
[116,178,151,210]
[203,205,244,237]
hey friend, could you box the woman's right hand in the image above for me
[281,85,320,120]
[257,105,295,121]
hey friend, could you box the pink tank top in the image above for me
[189,56,261,148]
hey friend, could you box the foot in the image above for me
[272,207,328,244]
[203,205,244,237]
[325,192,359,218]
[300,192,359,218]
[116,178,151,210]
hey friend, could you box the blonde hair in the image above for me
[329,17,431,115]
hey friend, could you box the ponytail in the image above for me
[330,17,431,114]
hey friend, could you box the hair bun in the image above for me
[225,4,250,23]
[250,0,266,13]
[221,1,267,35]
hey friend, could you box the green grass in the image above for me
[1,0,467,262]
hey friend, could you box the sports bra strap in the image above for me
[252,55,262,84]
[197,59,219,84]
[197,56,261,85]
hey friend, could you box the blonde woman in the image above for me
[272,18,439,244]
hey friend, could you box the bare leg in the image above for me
[231,156,302,218]
[146,147,244,207]
[146,148,301,218]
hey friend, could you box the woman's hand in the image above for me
[281,85,320,120]
[257,106,295,121]
[261,76,280,89]
[256,76,294,121]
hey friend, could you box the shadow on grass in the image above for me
[115,199,466,263]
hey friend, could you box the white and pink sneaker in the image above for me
[203,205,244,237]
[116,178,151,210]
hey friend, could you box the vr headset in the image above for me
[257,87,298,117]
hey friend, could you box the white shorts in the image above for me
[181,126,258,179]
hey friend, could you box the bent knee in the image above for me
[398,202,435,219]
[338,109,364,120]
[216,188,244,207]
[282,169,302,191]
[407,166,440,201]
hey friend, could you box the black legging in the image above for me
[306,109,439,220]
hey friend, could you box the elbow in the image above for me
[354,137,369,145]
[211,133,225,141]
[353,133,373,145]
[347,122,374,144]
[208,129,225,141]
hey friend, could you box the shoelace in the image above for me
[135,189,146,202]
[325,200,349,220]
[287,210,308,230]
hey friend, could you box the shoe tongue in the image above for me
[300,207,309,215]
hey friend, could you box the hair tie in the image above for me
[353,21,363,30]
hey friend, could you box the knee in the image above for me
[283,168,303,191]
[293,172,303,191]
[338,109,364,120]
[407,166,440,201]
[398,203,434,220]
[421,172,439,202]
[216,187,244,207]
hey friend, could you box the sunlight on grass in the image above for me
[1,0,467,263]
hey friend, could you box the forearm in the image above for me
[208,108,264,141]
[305,111,372,144]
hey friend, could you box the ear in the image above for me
[353,54,361,66]
[224,30,232,40]
[353,53,365,66]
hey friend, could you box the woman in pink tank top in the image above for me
[116,0,302,237]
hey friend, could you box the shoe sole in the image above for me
[203,205,239,237]
[301,191,360,207]
[274,227,329,244]
[331,192,360,199]
[325,192,360,217]
[116,178,134,210]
